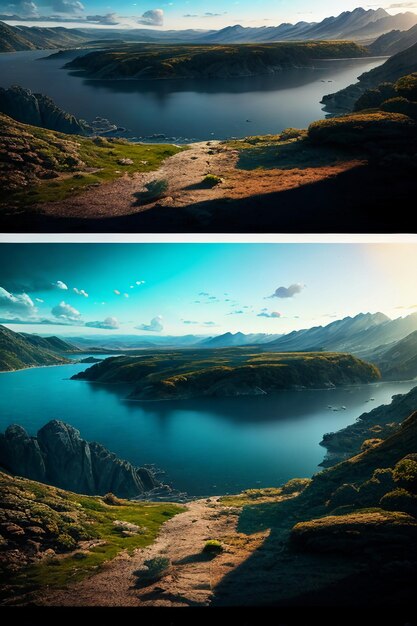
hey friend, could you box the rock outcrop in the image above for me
[0,86,88,135]
[0,420,157,498]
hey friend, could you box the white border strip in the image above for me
[0,234,416,244]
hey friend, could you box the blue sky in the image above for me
[1,1,416,29]
[1,243,416,336]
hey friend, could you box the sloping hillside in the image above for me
[0,20,89,52]
[0,324,71,371]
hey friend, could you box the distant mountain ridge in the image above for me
[369,23,417,55]
[0,20,90,52]
[0,324,74,371]
[267,312,417,356]
[1,7,417,52]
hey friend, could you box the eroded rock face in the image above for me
[0,420,157,498]
[0,86,87,135]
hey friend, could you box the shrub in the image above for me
[380,488,417,517]
[103,492,124,506]
[380,97,417,120]
[55,533,77,551]
[327,483,359,509]
[395,73,417,102]
[279,128,304,141]
[361,438,383,452]
[354,83,396,111]
[134,556,171,582]
[202,174,222,187]
[393,458,417,493]
[203,540,223,554]
[280,478,311,495]
[141,179,168,201]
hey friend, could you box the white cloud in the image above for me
[51,0,84,13]
[53,280,68,290]
[4,0,38,16]
[123,293,129,298]
[85,316,119,330]
[257,311,281,318]
[228,310,244,315]
[183,320,199,324]
[35,298,44,303]
[114,289,121,295]
[51,301,81,321]
[138,8,163,26]
[86,12,119,24]
[73,287,88,298]
[136,280,146,285]
[136,315,163,332]
[0,286,37,315]
[268,283,305,299]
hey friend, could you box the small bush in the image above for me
[380,97,417,120]
[361,438,383,451]
[393,458,417,493]
[280,128,304,141]
[202,174,222,187]
[103,492,125,506]
[280,478,311,495]
[327,483,359,508]
[380,488,417,517]
[142,178,168,200]
[203,540,223,554]
[395,73,417,102]
[134,556,171,582]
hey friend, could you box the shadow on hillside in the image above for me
[212,498,417,607]
[234,142,350,170]
[2,162,415,233]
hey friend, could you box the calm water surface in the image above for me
[0,50,385,141]
[0,360,414,496]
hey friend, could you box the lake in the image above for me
[0,50,385,142]
[0,360,414,496]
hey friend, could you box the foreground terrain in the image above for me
[1,388,417,607]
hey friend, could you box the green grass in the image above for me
[17,499,183,589]
[203,539,223,554]
[0,113,184,208]
[0,471,185,596]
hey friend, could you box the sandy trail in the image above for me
[37,498,266,607]
[37,141,359,221]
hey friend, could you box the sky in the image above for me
[1,0,416,30]
[1,242,417,337]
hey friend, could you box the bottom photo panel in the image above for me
[0,238,417,613]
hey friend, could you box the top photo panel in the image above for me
[1,2,417,234]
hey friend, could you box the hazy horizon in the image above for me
[1,2,415,31]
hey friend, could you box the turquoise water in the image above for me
[0,51,385,141]
[0,361,414,495]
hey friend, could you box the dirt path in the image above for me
[37,498,267,607]
[37,141,362,221]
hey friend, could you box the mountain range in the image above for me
[1,7,417,52]
[0,324,76,371]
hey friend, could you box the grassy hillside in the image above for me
[0,325,71,372]
[72,348,381,401]
[0,20,89,53]
[65,41,369,80]
[20,334,78,354]
[0,470,183,599]
[0,113,183,209]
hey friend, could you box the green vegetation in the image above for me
[0,470,184,597]
[65,41,368,81]
[72,348,380,401]
[135,178,169,203]
[225,129,349,171]
[203,539,223,554]
[308,111,417,148]
[220,479,311,507]
[201,174,222,187]
[354,73,417,122]
[0,113,183,209]
[134,556,171,583]
[0,324,71,372]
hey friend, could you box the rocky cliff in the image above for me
[0,420,157,498]
[0,86,87,135]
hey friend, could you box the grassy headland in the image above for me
[65,41,369,80]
